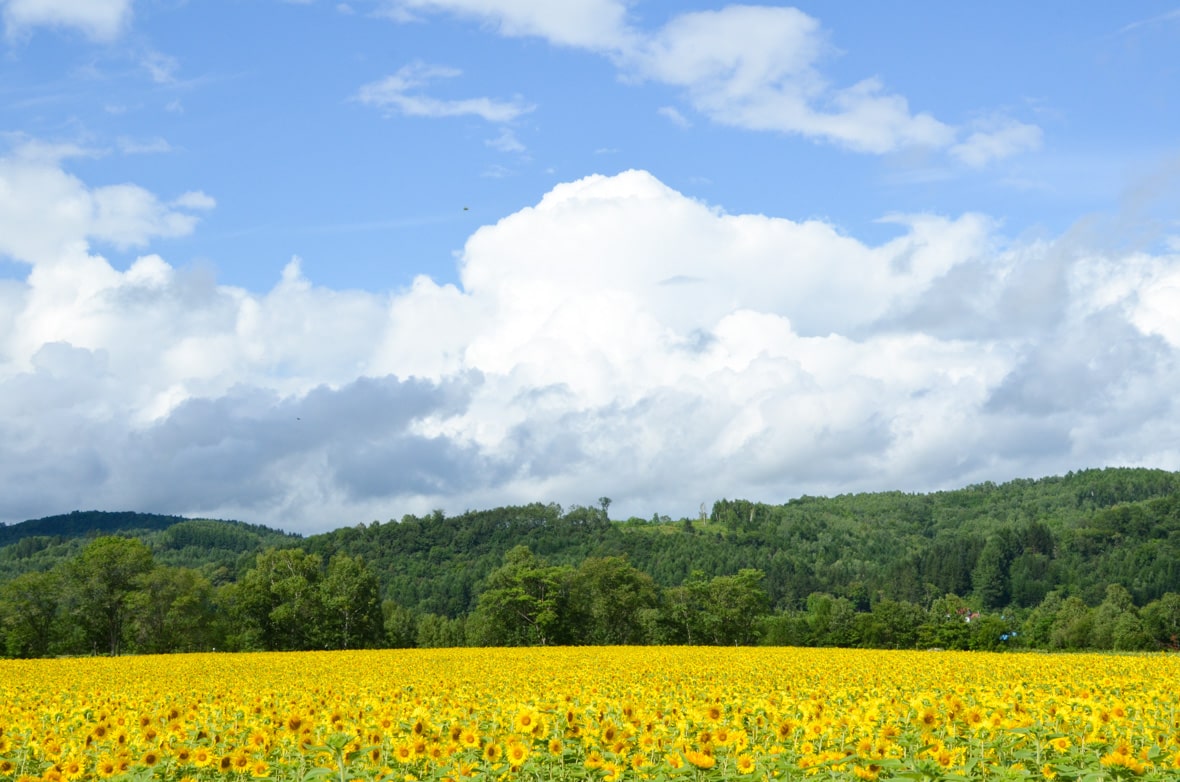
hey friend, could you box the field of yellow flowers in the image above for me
[1,647,1178,782]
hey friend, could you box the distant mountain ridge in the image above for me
[0,509,297,547]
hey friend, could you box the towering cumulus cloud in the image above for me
[2,153,1179,531]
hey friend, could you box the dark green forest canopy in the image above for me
[3,467,1180,655]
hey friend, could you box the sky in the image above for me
[1,1,1179,534]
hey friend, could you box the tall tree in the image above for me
[0,569,60,657]
[230,548,324,651]
[126,567,217,654]
[62,537,154,655]
[571,556,658,645]
[318,553,384,649]
[701,569,770,645]
[470,546,572,646]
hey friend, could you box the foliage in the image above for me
[3,467,1180,655]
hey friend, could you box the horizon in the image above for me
[3,464,1169,536]
[2,2,1179,534]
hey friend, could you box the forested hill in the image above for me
[302,467,1180,615]
[3,467,1180,656]
[0,510,298,582]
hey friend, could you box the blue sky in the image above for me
[1,0,1179,533]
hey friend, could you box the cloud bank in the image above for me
[2,150,1179,532]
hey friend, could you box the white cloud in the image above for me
[657,106,690,128]
[485,128,525,153]
[356,62,534,122]
[173,191,216,210]
[2,0,132,40]
[628,6,955,154]
[381,0,636,51]
[382,2,1037,163]
[3,161,1178,531]
[0,145,207,265]
[950,117,1044,168]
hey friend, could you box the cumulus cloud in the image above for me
[2,158,1179,532]
[2,0,132,40]
[0,143,208,266]
[356,62,535,122]
[628,6,953,154]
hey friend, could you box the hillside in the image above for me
[298,467,1180,615]
[0,510,299,582]
[2,467,1180,656]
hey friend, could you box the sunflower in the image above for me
[141,749,161,767]
[60,759,85,780]
[459,727,480,750]
[481,742,502,764]
[601,721,620,744]
[94,754,118,778]
[506,741,529,768]
[393,742,416,764]
[735,753,756,775]
[853,764,881,781]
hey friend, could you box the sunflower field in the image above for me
[1,647,1178,782]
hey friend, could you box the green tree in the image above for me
[317,553,384,649]
[0,569,60,657]
[700,570,769,645]
[857,599,924,649]
[1020,591,1064,648]
[806,593,858,647]
[126,566,217,653]
[571,556,658,645]
[1050,596,1093,649]
[471,546,573,646]
[1091,584,1149,650]
[383,600,419,648]
[1140,592,1180,649]
[229,548,324,651]
[62,536,154,655]
[972,536,1011,609]
[918,594,974,650]
[417,613,467,648]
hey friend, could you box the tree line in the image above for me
[2,534,1178,657]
